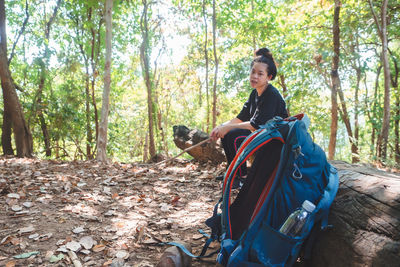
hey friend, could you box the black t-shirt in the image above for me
[237,84,288,129]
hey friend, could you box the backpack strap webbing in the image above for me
[165,241,219,259]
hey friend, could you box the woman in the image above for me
[210,48,288,183]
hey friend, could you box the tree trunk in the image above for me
[71,5,98,160]
[211,0,218,129]
[96,0,113,162]
[250,0,256,52]
[310,161,400,267]
[140,0,156,159]
[370,64,382,158]
[0,0,11,155]
[82,6,98,160]
[7,0,29,65]
[0,48,33,157]
[369,0,390,161]
[352,36,362,163]
[1,109,13,155]
[0,0,6,55]
[278,74,290,116]
[378,0,390,162]
[328,0,340,160]
[395,92,400,164]
[390,53,399,164]
[143,132,149,162]
[202,0,210,133]
[37,61,51,156]
[38,106,51,156]
[158,109,168,156]
[90,9,101,143]
[198,76,202,107]
[331,0,358,163]
[85,63,92,159]
[34,0,61,157]
[0,0,32,157]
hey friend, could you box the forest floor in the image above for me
[0,156,227,267]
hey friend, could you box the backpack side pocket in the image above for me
[248,222,304,266]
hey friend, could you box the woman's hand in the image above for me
[210,126,220,141]
[210,125,230,141]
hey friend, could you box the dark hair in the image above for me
[251,48,277,80]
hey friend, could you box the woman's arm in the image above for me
[210,118,256,141]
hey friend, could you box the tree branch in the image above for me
[45,0,62,40]
[155,137,211,166]
[368,0,383,39]
[8,0,29,64]
[314,62,332,90]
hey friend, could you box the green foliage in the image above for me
[1,0,399,167]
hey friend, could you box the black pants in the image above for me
[229,140,283,239]
[221,128,252,177]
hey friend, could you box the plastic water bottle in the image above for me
[279,200,316,237]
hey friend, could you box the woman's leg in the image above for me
[221,128,251,176]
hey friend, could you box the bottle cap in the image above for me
[302,200,316,213]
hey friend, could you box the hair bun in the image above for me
[255,47,273,60]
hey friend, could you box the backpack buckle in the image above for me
[293,146,304,159]
[292,163,303,180]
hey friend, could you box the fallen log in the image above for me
[172,125,225,164]
[311,161,400,267]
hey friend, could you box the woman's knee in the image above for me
[222,128,250,147]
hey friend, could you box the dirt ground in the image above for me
[0,156,226,267]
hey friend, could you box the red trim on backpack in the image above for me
[284,113,304,121]
[223,131,262,191]
[249,163,279,223]
[234,135,249,177]
[227,137,284,238]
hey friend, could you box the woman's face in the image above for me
[250,62,271,91]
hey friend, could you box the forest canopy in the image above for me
[0,0,399,167]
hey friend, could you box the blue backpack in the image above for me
[207,114,339,266]
[167,115,338,266]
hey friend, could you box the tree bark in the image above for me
[0,0,12,155]
[143,132,149,162]
[0,0,6,55]
[37,59,51,156]
[84,59,92,159]
[140,0,156,159]
[328,0,340,160]
[96,0,113,162]
[395,92,400,164]
[378,0,391,162]
[35,0,61,157]
[81,8,93,159]
[1,108,13,155]
[250,0,256,52]
[202,0,210,133]
[211,0,218,129]
[351,35,362,163]
[278,74,290,116]
[310,161,400,267]
[369,0,391,161]
[0,0,32,157]
[390,52,399,164]
[8,0,29,65]
[0,48,33,157]
[330,0,358,164]
[368,64,382,157]
[90,8,102,143]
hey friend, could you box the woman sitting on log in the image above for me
[210,48,288,185]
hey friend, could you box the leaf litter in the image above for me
[0,156,224,266]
